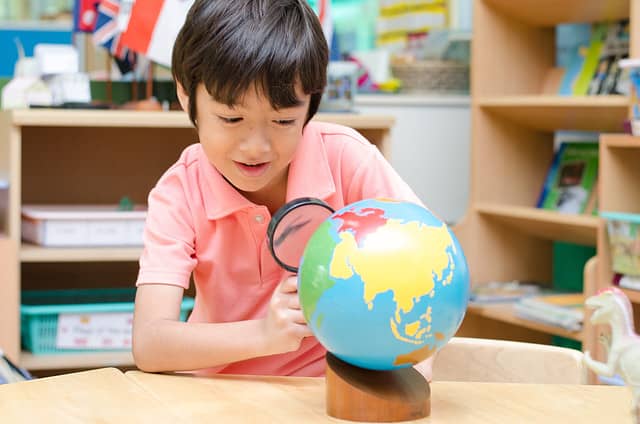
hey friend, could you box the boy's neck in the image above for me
[240,169,289,216]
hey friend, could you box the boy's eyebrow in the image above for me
[211,97,308,111]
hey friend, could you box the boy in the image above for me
[133,0,433,378]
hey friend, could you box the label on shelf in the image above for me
[56,312,133,349]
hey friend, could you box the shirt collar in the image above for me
[200,121,336,220]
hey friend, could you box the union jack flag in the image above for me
[93,0,137,73]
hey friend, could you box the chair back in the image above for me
[432,337,586,384]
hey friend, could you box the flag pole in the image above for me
[105,54,112,104]
[146,62,154,99]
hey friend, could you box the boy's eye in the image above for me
[219,116,242,124]
[274,119,295,126]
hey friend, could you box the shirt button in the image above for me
[254,215,265,224]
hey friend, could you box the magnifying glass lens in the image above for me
[267,198,334,273]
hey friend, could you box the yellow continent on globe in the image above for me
[329,219,455,346]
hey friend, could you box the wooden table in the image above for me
[0,368,176,423]
[0,367,633,423]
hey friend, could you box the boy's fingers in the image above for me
[288,295,301,310]
[279,276,298,293]
[292,310,309,325]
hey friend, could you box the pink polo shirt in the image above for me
[136,121,422,376]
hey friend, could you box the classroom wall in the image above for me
[354,94,471,224]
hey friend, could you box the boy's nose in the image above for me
[240,131,271,155]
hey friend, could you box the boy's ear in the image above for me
[175,81,189,113]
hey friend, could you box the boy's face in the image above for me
[180,83,310,203]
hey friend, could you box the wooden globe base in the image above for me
[325,353,430,422]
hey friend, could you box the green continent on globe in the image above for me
[299,220,337,325]
[329,218,455,345]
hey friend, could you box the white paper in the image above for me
[56,312,133,349]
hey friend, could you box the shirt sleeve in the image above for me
[136,168,197,289]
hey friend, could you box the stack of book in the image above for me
[514,293,584,332]
[469,281,543,304]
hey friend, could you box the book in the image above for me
[536,142,599,214]
[469,281,544,304]
[571,20,629,95]
[514,293,584,331]
[587,20,629,95]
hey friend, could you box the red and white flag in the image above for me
[120,0,194,67]
[316,0,332,46]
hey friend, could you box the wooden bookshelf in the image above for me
[459,0,636,373]
[475,203,599,246]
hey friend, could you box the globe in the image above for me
[298,198,470,371]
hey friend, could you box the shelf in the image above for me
[466,303,583,341]
[620,288,640,304]
[475,203,599,246]
[21,351,134,371]
[8,109,394,130]
[20,244,142,262]
[477,96,628,132]
[601,134,640,148]
[483,0,629,27]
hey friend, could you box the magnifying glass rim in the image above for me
[267,197,335,273]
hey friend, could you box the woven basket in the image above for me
[391,60,469,94]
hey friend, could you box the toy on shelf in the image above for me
[584,287,640,422]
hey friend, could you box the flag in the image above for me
[120,0,194,67]
[316,0,332,47]
[93,0,137,74]
[73,0,101,33]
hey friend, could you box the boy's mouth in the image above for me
[235,161,270,177]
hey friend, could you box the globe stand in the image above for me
[325,353,430,422]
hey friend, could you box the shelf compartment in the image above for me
[20,351,134,371]
[477,96,628,132]
[20,244,142,262]
[600,135,640,214]
[466,303,583,341]
[483,0,629,27]
[476,203,599,246]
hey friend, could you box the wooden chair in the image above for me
[431,337,586,384]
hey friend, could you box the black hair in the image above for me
[172,0,329,126]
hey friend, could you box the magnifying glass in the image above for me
[266,197,335,273]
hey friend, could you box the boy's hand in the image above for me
[263,276,313,355]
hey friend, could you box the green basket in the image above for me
[20,288,194,355]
